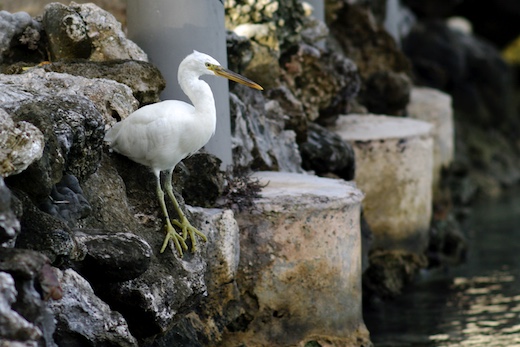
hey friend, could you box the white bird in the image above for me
[104,51,263,256]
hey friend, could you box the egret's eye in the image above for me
[205,62,211,68]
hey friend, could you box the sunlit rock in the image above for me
[226,1,361,167]
[234,23,280,50]
[3,93,105,200]
[0,69,137,200]
[0,69,137,125]
[0,272,43,343]
[42,3,92,61]
[0,109,44,178]
[48,268,138,346]
[42,2,147,62]
[225,0,305,51]
[229,22,279,91]
[38,60,166,105]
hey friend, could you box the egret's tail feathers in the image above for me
[104,122,123,146]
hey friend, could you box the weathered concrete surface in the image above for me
[332,114,434,253]
[407,87,454,195]
[225,171,370,347]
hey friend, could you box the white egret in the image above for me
[104,50,263,255]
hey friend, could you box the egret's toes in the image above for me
[186,225,208,252]
[160,225,188,255]
[172,219,207,252]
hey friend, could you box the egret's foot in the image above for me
[172,218,208,252]
[160,224,188,255]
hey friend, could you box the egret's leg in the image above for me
[164,170,208,252]
[156,174,188,255]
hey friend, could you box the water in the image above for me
[364,190,520,347]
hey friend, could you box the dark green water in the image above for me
[364,191,520,347]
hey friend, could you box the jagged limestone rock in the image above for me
[0,109,44,178]
[230,84,303,172]
[0,177,20,246]
[42,2,147,62]
[48,268,138,347]
[39,60,166,105]
[299,122,356,180]
[328,3,412,115]
[0,10,43,64]
[0,70,138,125]
[0,249,60,347]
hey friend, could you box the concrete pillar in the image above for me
[331,114,434,253]
[224,171,371,347]
[407,86,454,197]
[126,0,232,166]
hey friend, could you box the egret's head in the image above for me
[187,50,263,91]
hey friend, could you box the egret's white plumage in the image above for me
[105,50,263,255]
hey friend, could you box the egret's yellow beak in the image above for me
[209,64,264,91]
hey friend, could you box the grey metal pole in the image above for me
[126,0,233,167]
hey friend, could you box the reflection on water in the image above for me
[364,190,520,347]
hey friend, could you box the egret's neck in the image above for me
[179,70,217,121]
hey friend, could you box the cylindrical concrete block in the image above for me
[407,87,454,194]
[331,114,434,253]
[227,171,370,347]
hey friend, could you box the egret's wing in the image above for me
[104,100,195,169]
